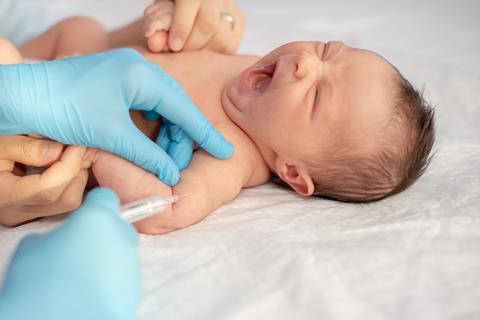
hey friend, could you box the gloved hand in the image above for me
[0,188,140,320]
[0,48,234,185]
[146,114,194,171]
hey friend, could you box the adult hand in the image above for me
[0,49,234,186]
[0,135,88,227]
[144,0,245,53]
[0,188,140,320]
[142,114,194,171]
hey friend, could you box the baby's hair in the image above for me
[273,72,435,203]
[313,73,435,202]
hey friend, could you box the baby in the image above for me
[3,3,435,234]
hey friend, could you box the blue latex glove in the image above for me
[157,119,194,171]
[0,188,140,320]
[145,111,194,171]
[0,49,234,185]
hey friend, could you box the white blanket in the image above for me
[1,0,479,319]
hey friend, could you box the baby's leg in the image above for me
[0,38,23,64]
[19,17,108,60]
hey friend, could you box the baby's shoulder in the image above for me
[202,112,271,188]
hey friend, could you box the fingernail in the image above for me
[170,37,183,51]
[44,142,62,160]
[82,159,93,169]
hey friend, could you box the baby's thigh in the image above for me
[0,38,22,64]
[88,149,172,204]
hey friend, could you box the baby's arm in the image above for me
[134,142,262,234]
[87,137,258,235]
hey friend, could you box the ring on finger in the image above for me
[220,12,235,31]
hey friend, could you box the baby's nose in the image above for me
[294,51,316,79]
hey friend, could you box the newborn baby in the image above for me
[4,10,435,234]
[91,42,435,234]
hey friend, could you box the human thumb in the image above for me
[0,135,63,166]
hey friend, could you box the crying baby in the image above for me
[78,40,433,234]
[3,13,434,234]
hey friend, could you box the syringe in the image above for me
[119,194,190,223]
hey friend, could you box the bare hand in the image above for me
[0,135,89,227]
[143,0,245,54]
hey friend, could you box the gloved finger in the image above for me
[156,121,193,170]
[80,187,120,214]
[111,121,180,186]
[0,135,63,167]
[183,0,220,51]
[11,146,86,206]
[168,0,201,51]
[144,110,162,121]
[131,66,234,160]
[61,187,138,248]
[156,123,171,150]
[166,125,194,171]
[68,187,139,246]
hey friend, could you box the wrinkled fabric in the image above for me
[1,0,479,319]
[0,0,49,46]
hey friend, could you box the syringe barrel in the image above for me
[119,195,178,223]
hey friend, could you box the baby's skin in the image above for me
[86,40,397,235]
[8,10,397,233]
[6,40,396,234]
[6,0,400,233]
[2,13,264,233]
[84,49,270,234]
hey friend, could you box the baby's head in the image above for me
[222,41,435,202]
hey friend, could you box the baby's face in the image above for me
[222,41,396,173]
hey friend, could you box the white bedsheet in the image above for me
[1,1,479,319]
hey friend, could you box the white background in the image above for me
[1,1,479,319]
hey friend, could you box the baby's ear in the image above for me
[275,158,314,196]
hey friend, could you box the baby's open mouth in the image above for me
[246,62,277,94]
